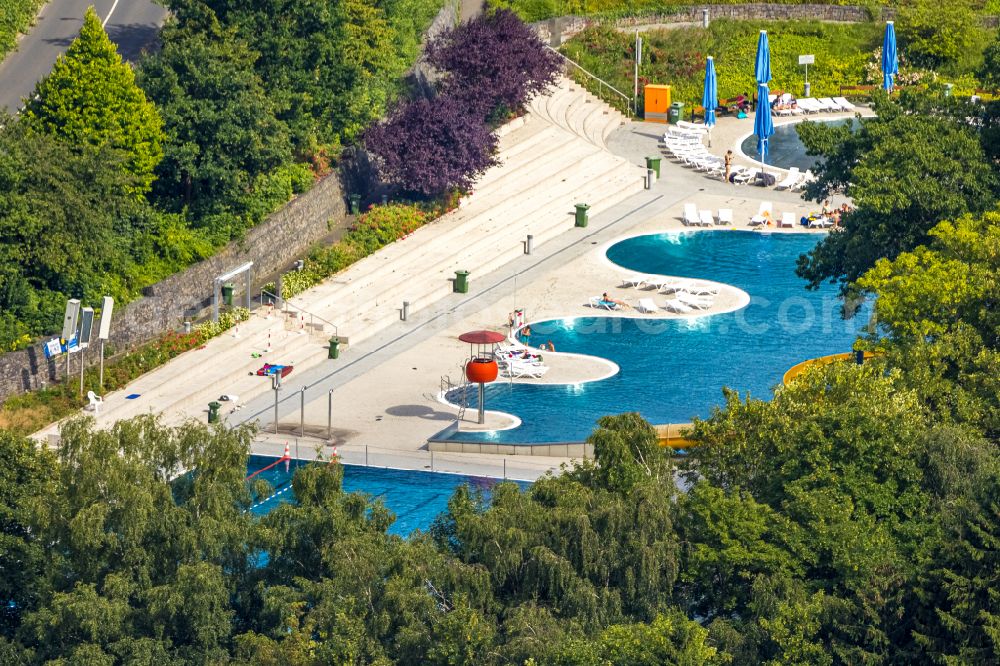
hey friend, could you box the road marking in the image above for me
[102,0,121,27]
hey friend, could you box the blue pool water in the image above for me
[446,231,865,444]
[740,118,856,171]
[247,455,517,535]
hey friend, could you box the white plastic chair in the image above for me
[750,201,773,226]
[86,390,103,414]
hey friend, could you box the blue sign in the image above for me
[44,338,62,359]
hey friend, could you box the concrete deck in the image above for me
[35,90,855,481]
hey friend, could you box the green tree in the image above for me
[137,26,293,216]
[856,211,1000,437]
[0,119,139,343]
[23,7,164,197]
[0,430,53,638]
[796,91,997,300]
[911,470,1000,664]
[896,0,977,70]
[684,363,938,661]
[548,610,721,665]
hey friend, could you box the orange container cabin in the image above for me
[644,84,671,123]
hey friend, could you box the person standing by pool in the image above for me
[724,150,733,183]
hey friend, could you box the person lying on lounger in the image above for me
[601,292,629,308]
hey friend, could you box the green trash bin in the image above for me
[645,156,661,179]
[328,336,340,359]
[668,102,685,125]
[454,270,470,294]
[221,283,234,306]
[349,194,361,215]
[574,203,590,228]
[208,401,221,424]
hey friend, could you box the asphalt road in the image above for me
[0,0,168,113]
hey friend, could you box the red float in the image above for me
[466,358,499,383]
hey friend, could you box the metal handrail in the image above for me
[546,46,634,116]
[260,288,339,339]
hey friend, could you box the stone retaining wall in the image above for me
[537,4,892,46]
[0,173,346,400]
[412,0,459,97]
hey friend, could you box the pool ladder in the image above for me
[440,371,472,421]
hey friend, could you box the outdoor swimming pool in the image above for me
[740,117,856,171]
[445,231,866,444]
[247,455,516,535]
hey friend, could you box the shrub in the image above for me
[426,9,562,119]
[365,94,499,197]
[280,203,432,299]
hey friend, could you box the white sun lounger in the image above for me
[681,281,719,296]
[622,275,649,288]
[774,167,801,190]
[676,120,707,133]
[778,211,796,228]
[699,210,715,226]
[749,201,773,226]
[637,298,659,313]
[675,291,713,309]
[833,96,857,111]
[717,208,733,225]
[683,203,700,226]
[502,360,549,379]
[733,168,759,185]
[790,169,815,191]
[797,98,822,113]
[808,217,832,229]
[818,97,845,111]
[663,298,694,314]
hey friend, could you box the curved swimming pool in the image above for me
[740,117,856,171]
[445,231,866,444]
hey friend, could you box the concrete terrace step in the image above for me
[294,147,611,318]
[534,77,626,152]
[302,150,631,326]
[314,165,644,340]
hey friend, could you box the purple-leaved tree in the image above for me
[364,94,498,197]
[426,9,562,119]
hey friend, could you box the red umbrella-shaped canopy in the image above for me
[458,330,506,344]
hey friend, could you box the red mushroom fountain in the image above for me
[458,330,505,424]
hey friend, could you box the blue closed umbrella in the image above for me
[702,56,717,145]
[754,83,774,160]
[755,30,771,85]
[753,31,773,178]
[882,21,898,92]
